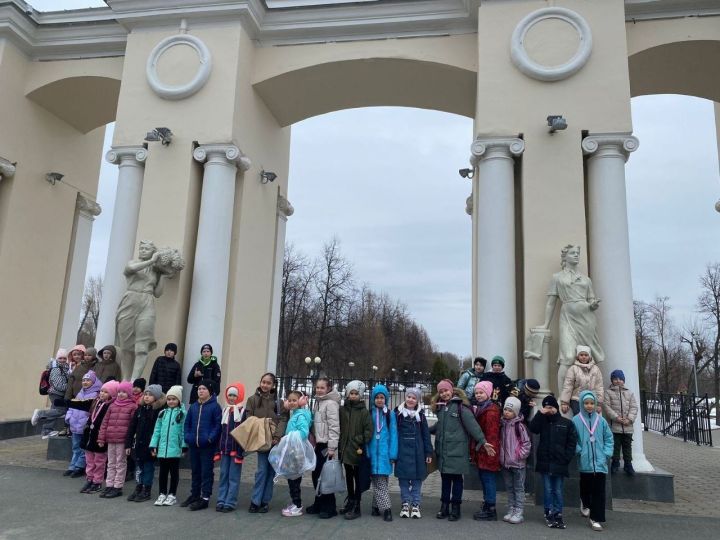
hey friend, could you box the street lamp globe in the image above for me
[314,356,321,365]
[304,357,312,365]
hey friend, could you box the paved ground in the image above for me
[0,431,718,539]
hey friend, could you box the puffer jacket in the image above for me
[573,390,614,474]
[430,388,486,475]
[339,398,373,466]
[458,369,485,400]
[604,384,638,434]
[47,359,69,397]
[245,388,279,420]
[98,396,138,445]
[286,408,312,440]
[150,405,187,458]
[187,357,222,404]
[367,385,398,476]
[95,346,122,383]
[393,406,432,480]
[472,401,501,472]
[149,355,183,393]
[126,396,166,461]
[68,397,111,453]
[312,389,341,450]
[561,359,604,405]
[65,358,97,399]
[65,372,102,434]
[184,394,222,448]
[529,409,577,477]
[499,414,531,469]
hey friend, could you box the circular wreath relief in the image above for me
[146,34,213,100]
[510,7,592,82]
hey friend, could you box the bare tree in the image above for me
[649,297,675,393]
[697,262,720,424]
[77,275,103,346]
[634,300,654,391]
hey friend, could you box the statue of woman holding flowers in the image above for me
[115,240,184,379]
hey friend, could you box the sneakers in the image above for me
[544,510,554,527]
[57,428,70,437]
[42,431,59,440]
[282,504,304,517]
[31,409,41,426]
[154,494,167,506]
[552,513,566,529]
[400,503,410,518]
[624,462,635,476]
[162,495,177,506]
[503,508,515,522]
[508,509,524,524]
[411,504,421,519]
[580,502,590,517]
[590,520,603,531]
[189,498,209,511]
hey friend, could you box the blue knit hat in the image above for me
[610,369,625,382]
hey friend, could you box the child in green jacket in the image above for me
[149,385,186,506]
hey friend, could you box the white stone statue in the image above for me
[541,244,605,392]
[115,240,185,379]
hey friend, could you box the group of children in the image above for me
[46,342,637,532]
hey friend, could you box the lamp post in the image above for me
[348,361,355,380]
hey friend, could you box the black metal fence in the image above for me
[641,391,713,446]
[277,374,437,417]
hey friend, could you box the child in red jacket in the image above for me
[98,381,138,498]
[472,381,500,521]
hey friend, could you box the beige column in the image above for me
[58,194,101,348]
[266,194,294,372]
[583,132,652,472]
[95,146,148,348]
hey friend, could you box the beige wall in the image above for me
[0,40,111,421]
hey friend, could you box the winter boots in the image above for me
[448,503,461,521]
[611,459,620,474]
[436,502,449,519]
[473,502,497,521]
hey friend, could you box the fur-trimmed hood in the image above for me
[431,387,470,411]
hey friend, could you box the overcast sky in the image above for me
[31,1,720,357]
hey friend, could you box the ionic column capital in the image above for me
[470,137,525,165]
[76,194,102,220]
[193,144,252,171]
[277,194,294,220]
[582,133,639,162]
[0,157,17,181]
[105,146,148,167]
[465,195,473,216]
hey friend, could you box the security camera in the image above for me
[458,168,474,179]
[547,115,568,134]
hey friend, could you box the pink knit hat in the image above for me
[437,379,454,393]
[474,381,494,400]
[117,381,133,397]
[101,380,119,399]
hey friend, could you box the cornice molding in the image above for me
[2,0,718,61]
[76,193,102,219]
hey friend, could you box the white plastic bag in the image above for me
[268,431,316,482]
[316,457,346,495]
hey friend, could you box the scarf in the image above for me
[474,399,493,414]
[199,355,217,367]
[397,403,421,422]
[222,404,244,425]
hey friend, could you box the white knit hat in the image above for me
[166,385,183,401]
[576,345,592,357]
[345,380,366,397]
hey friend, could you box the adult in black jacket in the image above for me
[125,384,166,502]
[186,344,222,404]
[149,343,183,393]
[529,395,577,528]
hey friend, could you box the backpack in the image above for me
[39,368,51,395]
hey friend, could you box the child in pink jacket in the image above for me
[499,397,531,525]
[98,380,138,498]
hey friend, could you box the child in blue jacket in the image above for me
[281,390,312,517]
[368,384,398,522]
[394,387,432,519]
[572,390,613,532]
[181,379,222,511]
